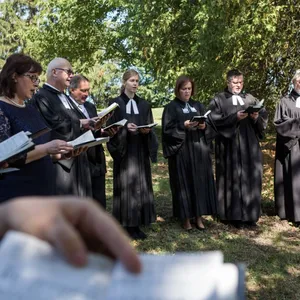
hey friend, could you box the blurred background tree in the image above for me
[1,0,300,115]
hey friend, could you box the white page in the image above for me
[204,110,211,117]
[103,119,127,130]
[98,103,119,118]
[67,130,95,147]
[0,167,20,174]
[107,253,242,300]
[0,231,114,300]
[0,131,32,162]
[81,137,110,149]
[135,122,158,129]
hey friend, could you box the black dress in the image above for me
[274,89,300,222]
[0,102,56,202]
[31,84,92,197]
[209,89,268,222]
[162,98,217,220]
[107,93,157,227]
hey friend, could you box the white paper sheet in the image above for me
[0,231,114,300]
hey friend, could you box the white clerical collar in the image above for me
[44,83,63,93]
[126,98,139,114]
[182,102,197,113]
[296,96,300,108]
[47,85,72,110]
[232,94,245,105]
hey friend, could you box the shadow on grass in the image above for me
[105,125,300,299]
[137,217,300,300]
[261,197,276,216]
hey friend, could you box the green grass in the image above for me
[104,111,300,300]
[152,107,163,126]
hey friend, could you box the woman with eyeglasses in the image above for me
[0,53,73,202]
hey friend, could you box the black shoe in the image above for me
[125,227,139,240]
[195,225,205,231]
[184,227,193,232]
[231,221,243,229]
[136,228,147,240]
[220,220,230,225]
[243,221,257,227]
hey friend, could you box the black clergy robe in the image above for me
[274,89,300,222]
[107,93,157,227]
[30,84,92,197]
[162,98,217,220]
[84,101,107,208]
[209,89,268,222]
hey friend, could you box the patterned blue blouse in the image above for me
[0,102,56,202]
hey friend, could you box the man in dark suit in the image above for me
[69,75,113,208]
[31,58,93,197]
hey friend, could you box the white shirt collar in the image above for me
[44,83,63,93]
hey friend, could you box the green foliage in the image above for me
[104,119,300,300]
[117,0,300,107]
[1,0,300,111]
[0,0,37,65]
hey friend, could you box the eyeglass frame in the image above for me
[55,68,74,76]
[22,74,41,84]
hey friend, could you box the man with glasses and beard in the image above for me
[31,58,93,197]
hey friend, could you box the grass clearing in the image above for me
[104,110,300,300]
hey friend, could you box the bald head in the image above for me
[46,58,71,79]
[46,57,73,91]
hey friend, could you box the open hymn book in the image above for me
[0,131,35,165]
[98,102,120,119]
[190,110,211,123]
[67,130,109,149]
[242,100,264,114]
[136,122,158,129]
[0,231,245,300]
[103,118,128,131]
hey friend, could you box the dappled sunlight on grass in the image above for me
[104,122,300,299]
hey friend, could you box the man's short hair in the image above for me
[46,58,71,79]
[227,69,243,82]
[69,75,89,90]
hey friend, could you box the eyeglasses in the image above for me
[23,74,40,84]
[55,68,74,76]
[79,89,90,93]
[230,81,243,85]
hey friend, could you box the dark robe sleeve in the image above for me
[30,92,82,170]
[31,93,81,141]
[274,99,300,151]
[106,99,128,160]
[146,106,158,163]
[208,96,239,139]
[195,103,218,144]
[162,102,186,158]
[250,107,268,140]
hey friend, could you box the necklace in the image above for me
[4,96,26,108]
